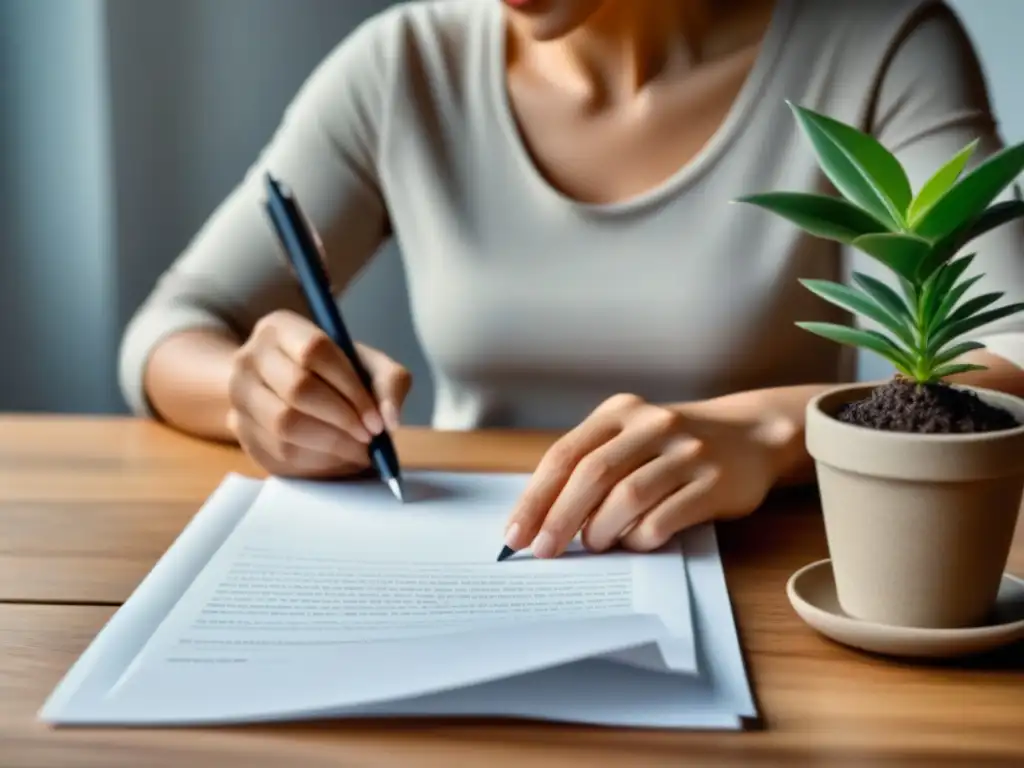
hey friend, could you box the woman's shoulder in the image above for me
[772,0,980,127]
[792,0,957,32]
[280,0,498,157]
[299,0,497,125]
[788,0,969,64]
[326,0,496,79]
[385,0,497,34]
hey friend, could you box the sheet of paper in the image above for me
[271,524,753,730]
[342,521,757,728]
[94,472,694,719]
[40,472,754,728]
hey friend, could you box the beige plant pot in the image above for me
[805,383,1024,629]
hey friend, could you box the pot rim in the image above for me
[808,381,1024,444]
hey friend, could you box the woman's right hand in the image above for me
[226,309,411,478]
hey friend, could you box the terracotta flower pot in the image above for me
[805,383,1024,629]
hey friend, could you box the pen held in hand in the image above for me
[262,171,405,503]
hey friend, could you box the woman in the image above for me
[121,0,1024,559]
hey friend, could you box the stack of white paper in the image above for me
[39,471,756,729]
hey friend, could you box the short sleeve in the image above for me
[118,12,396,416]
[843,3,1024,368]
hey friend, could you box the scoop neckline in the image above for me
[487,0,796,216]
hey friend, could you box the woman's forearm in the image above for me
[947,349,1024,399]
[676,350,1024,490]
[143,329,241,443]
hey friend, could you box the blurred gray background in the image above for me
[0,0,1020,423]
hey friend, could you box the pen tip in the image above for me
[387,476,405,503]
[265,170,289,194]
[496,545,516,562]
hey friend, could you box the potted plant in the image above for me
[735,103,1024,630]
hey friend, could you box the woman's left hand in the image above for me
[502,393,795,558]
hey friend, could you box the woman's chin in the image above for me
[501,0,610,42]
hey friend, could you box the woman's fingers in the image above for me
[581,445,701,553]
[268,312,384,435]
[619,467,720,552]
[503,415,622,553]
[357,342,413,431]
[232,410,365,478]
[254,344,371,444]
[524,423,668,558]
[229,309,415,479]
[231,373,370,468]
[504,396,705,558]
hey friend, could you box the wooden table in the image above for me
[1,416,1022,767]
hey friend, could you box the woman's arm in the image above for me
[119,15,394,440]
[675,350,1024,489]
[141,329,240,441]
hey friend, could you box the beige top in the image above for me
[119,0,1024,430]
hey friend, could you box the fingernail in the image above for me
[531,531,555,559]
[352,424,371,444]
[362,410,384,436]
[381,401,400,432]
[505,522,521,548]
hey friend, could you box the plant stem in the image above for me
[912,286,934,382]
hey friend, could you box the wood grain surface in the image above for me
[0,417,556,604]
[0,416,1022,767]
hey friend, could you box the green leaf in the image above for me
[851,272,913,322]
[919,201,1024,282]
[939,291,1005,329]
[796,321,914,370]
[937,199,1024,254]
[930,253,976,298]
[733,192,889,243]
[851,233,932,282]
[927,302,1024,354]
[799,279,915,345]
[930,362,988,379]
[919,254,976,323]
[907,140,978,227]
[930,340,986,369]
[898,275,919,309]
[788,103,907,228]
[913,141,1024,241]
[928,273,984,332]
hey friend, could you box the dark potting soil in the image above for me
[836,377,1020,434]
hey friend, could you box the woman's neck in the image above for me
[566,0,710,96]
[509,0,773,104]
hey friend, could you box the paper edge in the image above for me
[681,523,758,718]
[38,473,263,720]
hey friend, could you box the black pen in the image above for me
[262,172,405,502]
